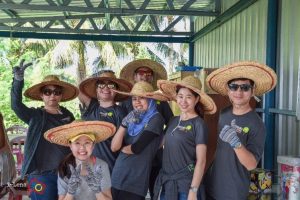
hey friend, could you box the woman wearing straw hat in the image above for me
[120,59,174,198]
[11,60,79,200]
[79,70,132,173]
[204,61,277,200]
[44,120,116,200]
[110,81,168,200]
[0,112,16,197]
[153,76,216,200]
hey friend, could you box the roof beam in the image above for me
[0,14,105,23]
[0,3,219,16]
[0,25,192,36]
[0,31,190,43]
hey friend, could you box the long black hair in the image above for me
[176,86,204,118]
[58,153,76,179]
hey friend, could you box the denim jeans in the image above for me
[160,185,205,200]
[160,192,188,200]
[27,172,58,200]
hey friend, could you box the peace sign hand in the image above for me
[13,59,33,81]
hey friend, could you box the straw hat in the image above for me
[79,71,132,102]
[157,76,217,114]
[44,121,116,146]
[113,81,169,101]
[206,61,277,96]
[120,59,167,89]
[24,75,79,102]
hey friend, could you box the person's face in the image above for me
[40,85,62,107]
[132,96,149,111]
[227,79,253,107]
[133,67,154,83]
[69,135,94,161]
[96,80,117,102]
[176,87,199,113]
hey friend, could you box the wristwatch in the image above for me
[189,186,198,193]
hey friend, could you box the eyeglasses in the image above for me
[42,88,62,96]
[97,83,116,89]
[228,83,253,92]
[73,141,94,149]
[136,70,153,77]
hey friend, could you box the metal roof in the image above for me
[0,0,220,42]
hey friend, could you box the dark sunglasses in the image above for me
[97,83,116,89]
[228,83,253,92]
[136,70,153,77]
[42,88,62,96]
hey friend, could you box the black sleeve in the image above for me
[158,101,174,125]
[131,130,159,154]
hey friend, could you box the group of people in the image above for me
[0,58,277,200]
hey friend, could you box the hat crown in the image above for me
[131,81,154,94]
[42,75,60,82]
[98,71,117,79]
[180,76,202,90]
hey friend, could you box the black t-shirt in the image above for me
[111,113,165,196]
[205,106,266,200]
[32,110,73,173]
[163,115,208,193]
[81,98,126,172]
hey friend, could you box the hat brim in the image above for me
[120,59,167,89]
[24,80,79,102]
[206,61,277,96]
[157,80,217,114]
[112,89,169,101]
[44,121,116,146]
[79,77,132,102]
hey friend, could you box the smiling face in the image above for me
[96,80,117,102]
[132,96,149,112]
[176,87,199,114]
[40,85,63,108]
[227,79,254,107]
[69,135,95,161]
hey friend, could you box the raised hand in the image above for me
[67,164,81,195]
[12,59,32,81]
[219,125,241,148]
[85,163,102,193]
[121,109,145,127]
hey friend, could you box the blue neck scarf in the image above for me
[128,99,158,136]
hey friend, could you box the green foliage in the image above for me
[0,38,80,128]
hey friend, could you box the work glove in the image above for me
[219,124,241,148]
[67,164,81,195]
[12,59,32,81]
[231,119,243,133]
[121,109,145,127]
[85,163,102,193]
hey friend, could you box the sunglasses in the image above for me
[136,70,153,77]
[97,83,116,89]
[42,88,62,96]
[228,83,253,92]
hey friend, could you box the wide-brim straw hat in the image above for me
[157,76,217,114]
[113,81,169,101]
[120,59,167,89]
[44,121,116,146]
[24,75,79,102]
[79,71,132,102]
[206,61,277,96]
